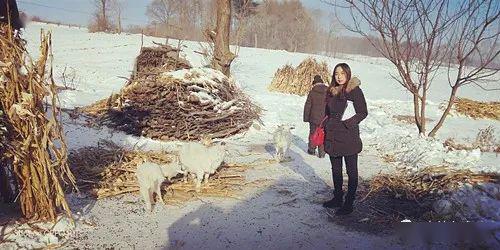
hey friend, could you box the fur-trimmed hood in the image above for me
[330,77,361,96]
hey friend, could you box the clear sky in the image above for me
[17,0,336,27]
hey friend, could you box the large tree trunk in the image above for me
[428,86,459,137]
[210,0,235,76]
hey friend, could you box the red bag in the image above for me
[310,116,328,147]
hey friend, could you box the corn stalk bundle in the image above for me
[451,97,500,120]
[365,166,499,202]
[0,25,75,221]
[0,110,6,154]
[82,45,261,141]
[268,57,331,96]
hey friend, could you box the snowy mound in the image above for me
[362,101,485,171]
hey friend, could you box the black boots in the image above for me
[335,196,354,215]
[307,148,315,155]
[323,191,343,208]
[324,191,355,215]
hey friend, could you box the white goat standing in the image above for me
[273,125,293,162]
[135,155,184,212]
[179,141,226,192]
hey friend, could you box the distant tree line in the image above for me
[120,0,383,57]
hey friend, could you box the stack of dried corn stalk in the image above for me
[268,57,331,96]
[68,140,264,203]
[365,166,498,202]
[82,47,261,141]
[452,97,500,120]
[0,24,75,221]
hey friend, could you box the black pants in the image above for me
[329,154,358,200]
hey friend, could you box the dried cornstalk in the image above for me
[449,98,500,120]
[68,140,269,203]
[365,166,499,202]
[0,24,75,221]
[268,57,331,96]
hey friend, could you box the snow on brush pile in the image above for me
[84,67,260,141]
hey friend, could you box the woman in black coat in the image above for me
[322,63,367,215]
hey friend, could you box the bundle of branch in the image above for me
[134,45,191,80]
[268,57,331,96]
[365,166,498,202]
[68,140,261,203]
[0,24,75,221]
[452,97,500,120]
[83,62,261,141]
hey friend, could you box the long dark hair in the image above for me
[330,63,352,97]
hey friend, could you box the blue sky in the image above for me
[17,0,336,27]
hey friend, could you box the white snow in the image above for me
[1,22,498,249]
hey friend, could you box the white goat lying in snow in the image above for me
[179,141,227,192]
[135,155,184,212]
[273,125,293,162]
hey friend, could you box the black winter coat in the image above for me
[324,77,367,157]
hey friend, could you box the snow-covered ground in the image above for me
[1,22,499,249]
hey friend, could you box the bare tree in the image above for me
[110,0,125,34]
[146,0,204,41]
[206,0,236,76]
[325,12,342,57]
[90,0,113,32]
[147,0,181,39]
[232,0,258,54]
[330,0,500,136]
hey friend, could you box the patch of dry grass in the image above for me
[452,98,500,120]
[68,140,271,204]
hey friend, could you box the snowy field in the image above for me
[1,22,499,249]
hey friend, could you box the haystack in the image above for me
[83,44,261,141]
[268,57,331,96]
[452,98,500,120]
[0,24,75,221]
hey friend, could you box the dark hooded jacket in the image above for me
[0,0,23,30]
[324,77,367,157]
[303,80,328,125]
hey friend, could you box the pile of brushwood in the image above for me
[83,44,261,141]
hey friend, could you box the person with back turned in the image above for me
[303,75,328,158]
